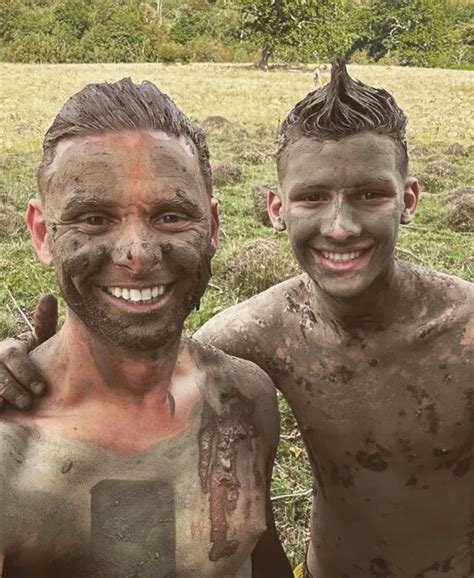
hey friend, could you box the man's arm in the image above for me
[0,294,57,410]
[251,495,292,578]
[250,372,292,578]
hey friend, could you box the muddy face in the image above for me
[41,130,217,351]
[279,133,413,298]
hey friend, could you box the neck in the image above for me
[309,260,405,331]
[47,310,182,406]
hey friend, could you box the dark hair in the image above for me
[278,59,408,175]
[38,78,212,197]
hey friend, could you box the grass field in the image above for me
[0,63,473,564]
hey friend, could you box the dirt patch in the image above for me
[212,163,243,187]
[251,183,276,226]
[445,187,474,232]
[425,159,453,177]
[202,116,233,130]
[415,173,444,194]
[216,238,300,298]
[446,143,467,157]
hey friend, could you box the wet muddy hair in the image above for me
[278,59,408,176]
[38,78,212,197]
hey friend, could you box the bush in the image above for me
[216,238,300,299]
[445,187,474,232]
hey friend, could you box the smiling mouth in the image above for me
[320,250,363,262]
[100,285,168,305]
[312,246,375,271]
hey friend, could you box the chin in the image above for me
[313,273,375,300]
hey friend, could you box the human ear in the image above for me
[26,199,54,267]
[400,177,420,225]
[267,189,286,231]
[209,197,220,254]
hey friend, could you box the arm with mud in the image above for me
[250,370,292,578]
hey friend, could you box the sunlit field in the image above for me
[0,62,473,564]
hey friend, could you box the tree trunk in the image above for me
[255,44,273,70]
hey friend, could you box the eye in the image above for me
[302,193,326,203]
[361,191,383,201]
[159,214,182,224]
[83,215,108,226]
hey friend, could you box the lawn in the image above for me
[0,62,473,564]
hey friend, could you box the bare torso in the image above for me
[196,263,474,577]
[0,340,277,578]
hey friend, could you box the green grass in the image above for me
[0,63,473,564]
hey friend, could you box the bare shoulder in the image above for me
[402,262,473,350]
[187,338,280,450]
[406,262,473,316]
[195,274,307,356]
[0,419,31,460]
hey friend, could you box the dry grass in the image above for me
[0,62,473,565]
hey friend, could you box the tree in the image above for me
[362,0,452,66]
[239,0,356,69]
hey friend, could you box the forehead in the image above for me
[279,133,402,190]
[45,130,207,204]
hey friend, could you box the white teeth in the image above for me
[130,289,141,302]
[105,286,166,303]
[322,250,362,262]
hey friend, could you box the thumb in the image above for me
[33,294,58,345]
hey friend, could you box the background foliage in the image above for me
[1,0,473,68]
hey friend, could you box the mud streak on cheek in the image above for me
[90,479,176,576]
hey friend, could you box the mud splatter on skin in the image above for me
[41,131,216,352]
[406,384,440,434]
[356,450,388,472]
[198,389,259,561]
[370,557,393,577]
[414,554,455,577]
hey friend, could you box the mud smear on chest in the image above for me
[198,388,261,561]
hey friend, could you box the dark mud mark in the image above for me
[406,384,440,434]
[370,558,393,577]
[90,479,176,578]
[330,462,353,487]
[414,555,454,577]
[284,290,317,337]
[198,389,258,561]
[356,450,388,472]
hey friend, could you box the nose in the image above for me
[320,200,361,242]
[113,225,161,274]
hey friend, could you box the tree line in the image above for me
[1,0,472,68]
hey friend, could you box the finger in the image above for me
[33,294,58,344]
[0,365,33,410]
[2,343,46,396]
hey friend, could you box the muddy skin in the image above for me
[42,133,215,352]
[0,129,287,577]
[198,389,258,561]
[198,266,474,577]
[0,339,276,577]
[196,133,473,577]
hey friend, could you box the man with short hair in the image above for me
[0,78,292,577]
[1,62,473,577]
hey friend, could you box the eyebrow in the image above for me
[61,194,204,217]
[289,178,397,196]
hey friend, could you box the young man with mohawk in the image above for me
[1,61,473,577]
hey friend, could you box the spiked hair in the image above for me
[38,78,212,198]
[278,59,408,175]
